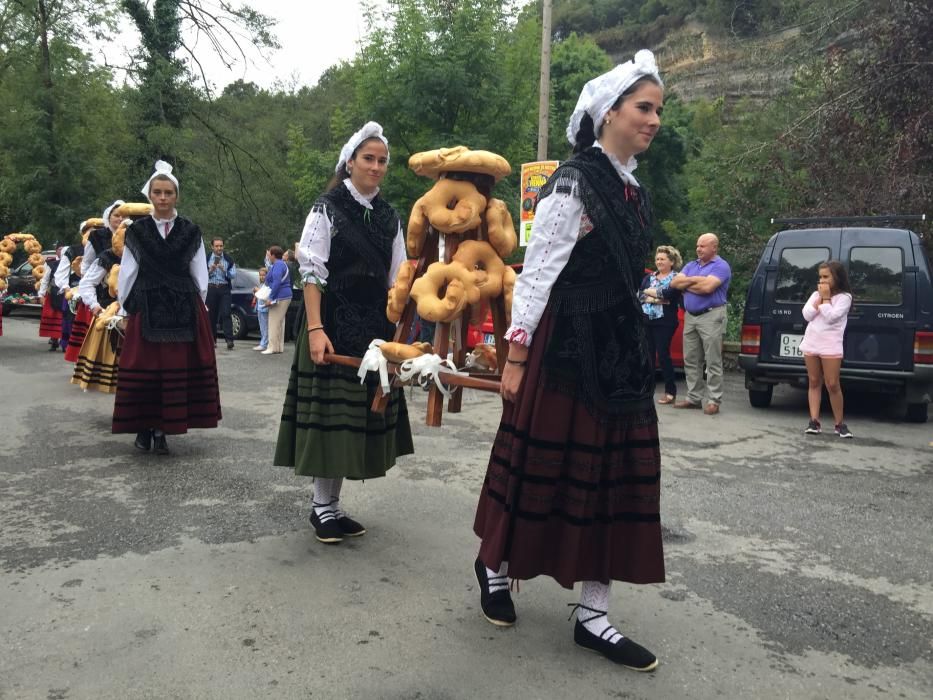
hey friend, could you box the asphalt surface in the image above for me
[1,312,931,700]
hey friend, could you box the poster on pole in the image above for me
[519,160,560,247]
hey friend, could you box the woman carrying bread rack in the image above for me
[113,161,221,455]
[273,122,413,545]
[471,51,667,671]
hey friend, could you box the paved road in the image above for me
[1,314,931,700]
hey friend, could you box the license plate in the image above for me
[483,333,496,345]
[779,333,804,358]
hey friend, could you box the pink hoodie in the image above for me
[799,291,852,356]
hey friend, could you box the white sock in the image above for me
[484,560,509,594]
[311,478,337,523]
[330,478,347,518]
[577,581,622,644]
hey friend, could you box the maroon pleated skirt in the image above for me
[64,302,92,362]
[39,295,63,338]
[473,310,665,590]
[112,301,222,434]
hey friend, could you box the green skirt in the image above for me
[273,329,414,479]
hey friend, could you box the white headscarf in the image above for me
[102,200,125,231]
[335,121,390,173]
[566,49,663,146]
[140,160,179,201]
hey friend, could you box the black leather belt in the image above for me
[687,305,724,316]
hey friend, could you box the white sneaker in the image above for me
[252,345,266,351]
[261,349,275,355]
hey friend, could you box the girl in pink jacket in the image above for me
[800,260,853,438]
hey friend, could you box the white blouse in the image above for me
[117,213,208,307]
[78,259,108,311]
[505,142,640,346]
[38,264,53,298]
[53,249,76,292]
[297,178,406,288]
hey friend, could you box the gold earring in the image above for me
[605,118,612,125]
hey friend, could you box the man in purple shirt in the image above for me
[669,233,731,414]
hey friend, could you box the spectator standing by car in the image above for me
[283,247,301,287]
[472,52,665,672]
[206,237,237,350]
[252,266,270,351]
[640,245,683,404]
[262,246,292,355]
[273,120,412,545]
[800,260,854,438]
[114,160,221,455]
[670,233,731,414]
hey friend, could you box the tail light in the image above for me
[741,324,761,355]
[914,331,933,364]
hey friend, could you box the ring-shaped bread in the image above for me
[115,203,153,218]
[387,262,415,322]
[409,146,511,182]
[380,341,433,364]
[409,260,481,323]
[28,252,44,267]
[484,198,518,258]
[408,179,487,248]
[451,240,506,299]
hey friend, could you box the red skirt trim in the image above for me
[39,295,63,338]
[64,302,91,362]
[112,301,222,434]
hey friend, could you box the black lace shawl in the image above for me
[314,183,400,356]
[123,216,203,343]
[538,147,656,418]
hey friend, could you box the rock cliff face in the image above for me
[607,21,805,104]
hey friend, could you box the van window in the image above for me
[848,247,903,305]
[776,248,829,303]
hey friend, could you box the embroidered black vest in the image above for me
[87,228,112,256]
[313,183,400,356]
[123,216,203,342]
[47,258,64,308]
[538,148,656,417]
[65,244,83,286]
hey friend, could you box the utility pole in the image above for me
[536,0,552,160]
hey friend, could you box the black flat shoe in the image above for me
[152,433,169,455]
[573,620,658,672]
[134,430,152,451]
[336,514,366,537]
[309,510,343,544]
[474,557,516,627]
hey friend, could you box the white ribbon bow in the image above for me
[397,353,464,399]
[358,339,390,394]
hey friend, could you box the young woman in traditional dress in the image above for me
[471,51,666,672]
[71,221,132,393]
[113,161,221,454]
[55,222,94,355]
[273,122,412,544]
[37,246,65,350]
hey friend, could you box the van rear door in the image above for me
[760,232,834,364]
[841,228,914,371]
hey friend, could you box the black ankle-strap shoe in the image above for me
[474,557,516,627]
[336,514,366,537]
[572,619,658,672]
[134,430,152,452]
[152,433,169,455]
[309,509,343,544]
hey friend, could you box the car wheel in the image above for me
[231,309,248,340]
[748,386,773,408]
[905,402,928,424]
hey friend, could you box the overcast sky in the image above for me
[102,0,382,93]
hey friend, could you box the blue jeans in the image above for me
[258,307,269,348]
